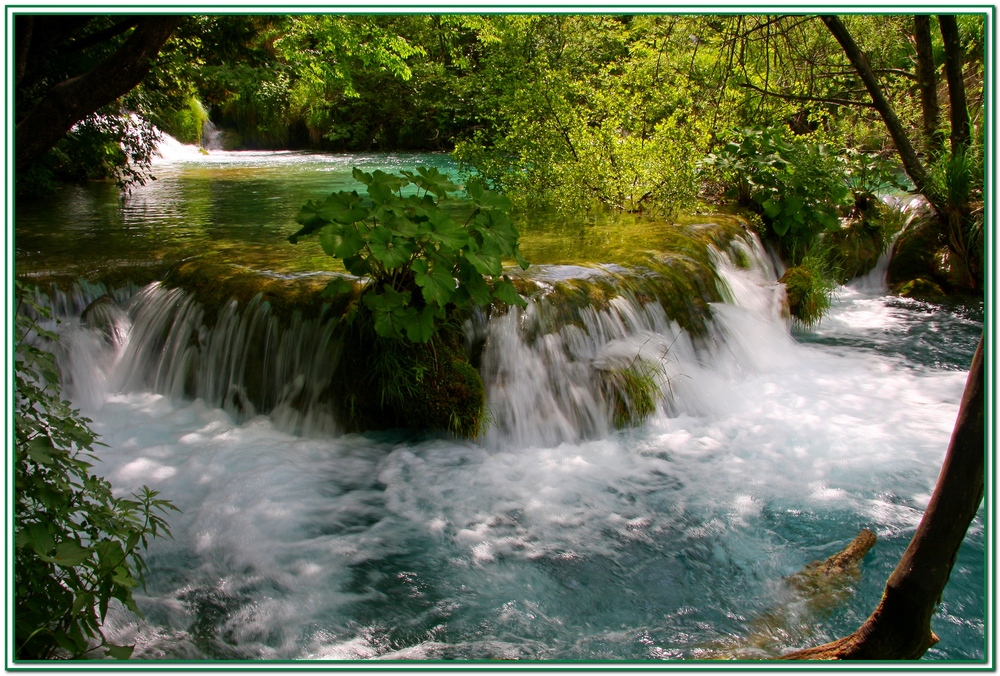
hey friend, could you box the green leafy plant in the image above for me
[289,166,530,343]
[701,127,853,263]
[14,284,178,660]
[779,252,836,327]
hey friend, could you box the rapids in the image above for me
[36,244,982,662]
[17,146,984,662]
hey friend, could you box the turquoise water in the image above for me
[17,147,986,662]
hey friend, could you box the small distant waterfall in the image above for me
[202,119,224,151]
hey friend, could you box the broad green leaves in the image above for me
[290,168,530,342]
[701,127,855,261]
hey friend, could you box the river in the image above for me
[15,144,985,662]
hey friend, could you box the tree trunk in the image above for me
[820,15,936,211]
[15,16,180,173]
[939,15,971,154]
[913,16,942,157]
[781,335,985,660]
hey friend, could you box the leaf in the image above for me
[493,279,528,308]
[472,210,519,255]
[322,277,354,298]
[404,305,437,343]
[386,214,418,239]
[784,195,803,215]
[413,258,456,307]
[427,212,469,250]
[352,167,373,185]
[370,169,409,193]
[403,166,459,197]
[320,222,365,259]
[761,198,782,219]
[105,644,135,660]
[48,541,94,568]
[288,212,328,244]
[363,288,413,340]
[465,178,485,201]
[112,565,138,588]
[514,250,531,271]
[26,436,56,465]
[315,190,368,223]
[368,226,415,269]
[342,255,370,276]
[464,247,502,277]
[455,260,494,306]
[368,181,394,204]
[472,186,510,211]
[24,522,55,557]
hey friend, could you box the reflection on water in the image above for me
[17,150,739,279]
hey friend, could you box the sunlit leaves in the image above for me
[703,128,854,260]
[290,166,530,342]
[402,166,459,197]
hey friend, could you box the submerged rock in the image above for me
[81,294,130,347]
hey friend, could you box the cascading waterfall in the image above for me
[29,223,984,661]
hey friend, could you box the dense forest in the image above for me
[16,14,986,305]
[13,12,988,664]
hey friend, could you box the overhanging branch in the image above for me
[737,80,876,108]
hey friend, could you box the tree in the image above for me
[15,15,181,174]
[820,14,982,291]
[782,335,984,659]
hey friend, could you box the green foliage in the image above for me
[289,166,529,343]
[926,142,984,290]
[701,127,853,263]
[842,149,913,200]
[150,95,208,145]
[600,354,669,428]
[14,284,178,660]
[452,15,705,215]
[17,111,160,196]
[779,253,836,327]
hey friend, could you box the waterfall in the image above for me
[25,232,983,661]
[44,232,801,447]
[202,119,224,150]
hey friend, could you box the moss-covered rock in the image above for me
[598,361,662,428]
[332,319,485,438]
[161,260,357,327]
[887,215,945,288]
[780,262,832,326]
[893,276,946,300]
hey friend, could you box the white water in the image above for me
[43,234,983,661]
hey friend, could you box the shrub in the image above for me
[700,127,853,263]
[289,166,529,343]
[14,284,177,660]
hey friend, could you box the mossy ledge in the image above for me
[160,259,357,328]
[330,317,485,438]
